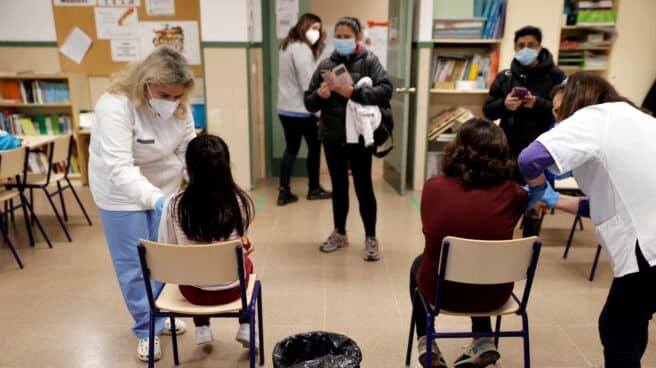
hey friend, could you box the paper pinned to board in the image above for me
[97,0,141,5]
[54,0,96,6]
[95,7,139,40]
[110,39,140,61]
[146,0,175,15]
[59,27,93,64]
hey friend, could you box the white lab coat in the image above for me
[89,92,196,211]
[537,102,656,277]
[346,77,381,146]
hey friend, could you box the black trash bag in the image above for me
[272,331,362,368]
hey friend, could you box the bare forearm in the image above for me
[554,194,580,215]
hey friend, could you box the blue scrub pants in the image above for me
[98,209,165,338]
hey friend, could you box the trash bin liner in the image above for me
[272,331,362,368]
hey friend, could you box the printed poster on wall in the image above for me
[94,7,139,40]
[139,21,201,65]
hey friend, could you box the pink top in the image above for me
[158,189,247,291]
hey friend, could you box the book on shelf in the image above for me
[576,9,617,26]
[0,110,72,136]
[433,0,505,39]
[427,107,475,142]
[431,51,499,90]
[576,1,613,10]
[0,79,70,104]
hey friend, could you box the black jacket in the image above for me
[304,48,393,145]
[483,48,566,157]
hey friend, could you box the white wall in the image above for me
[200,0,249,42]
[0,0,57,41]
[609,0,656,104]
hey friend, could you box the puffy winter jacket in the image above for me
[304,47,393,145]
[483,48,566,158]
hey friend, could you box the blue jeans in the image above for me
[98,209,165,338]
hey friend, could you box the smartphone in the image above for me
[512,87,528,98]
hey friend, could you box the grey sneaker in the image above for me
[453,337,500,368]
[362,236,380,261]
[417,336,447,368]
[319,230,349,252]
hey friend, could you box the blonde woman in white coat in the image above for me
[89,46,196,362]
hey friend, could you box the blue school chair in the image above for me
[405,236,541,368]
[138,239,264,368]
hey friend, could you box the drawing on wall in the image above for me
[139,21,200,64]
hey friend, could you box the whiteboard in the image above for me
[0,0,57,41]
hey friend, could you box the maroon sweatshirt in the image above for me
[417,175,529,311]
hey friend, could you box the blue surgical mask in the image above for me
[334,38,356,55]
[515,47,539,66]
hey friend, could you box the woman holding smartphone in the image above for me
[304,16,393,261]
[277,13,332,206]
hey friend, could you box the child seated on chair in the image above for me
[410,118,529,368]
[158,134,256,346]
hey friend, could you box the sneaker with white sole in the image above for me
[235,323,259,350]
[319,230,349,253]
[362,236,380,261]
[453,337,500,368]
[195,325,214,345]
[137,336,161,362]
[417,336,447,368]
[162,318,186,335]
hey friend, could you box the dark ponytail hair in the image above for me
[177,134,254,242]
[335,16,362,35]
[280,13,323,58]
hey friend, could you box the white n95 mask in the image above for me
[149,98,180,120]
[305,29,320,45]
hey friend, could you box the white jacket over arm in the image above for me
[89,92,196,211]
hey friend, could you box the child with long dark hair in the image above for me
[158,134,256,346]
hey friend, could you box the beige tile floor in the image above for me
[1,177,655,368]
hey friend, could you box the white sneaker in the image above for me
[235,323,259,349]
[195,325,214,345]
[162,318,186,335]
[137,336,161,362]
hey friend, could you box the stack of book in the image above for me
[0,111,73,136]
[432,0,506,39]
[431,51,499,90]
[427,107,475,142]
[576,0,613,9]
[558,50,585,67]
[433,18,486,39]
[0,79,70,104]
[576,9,617,26]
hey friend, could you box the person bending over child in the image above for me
[158,134,256,346]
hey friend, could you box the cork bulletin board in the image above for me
[52,0,202,76]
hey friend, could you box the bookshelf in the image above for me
[558,0,619,75]
[418,0,507,181]
[0,73,92,184]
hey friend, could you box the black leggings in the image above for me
[410,255,492,337]
[323,143,377,237]
[599,243,656,368]
[279,115,321,190]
